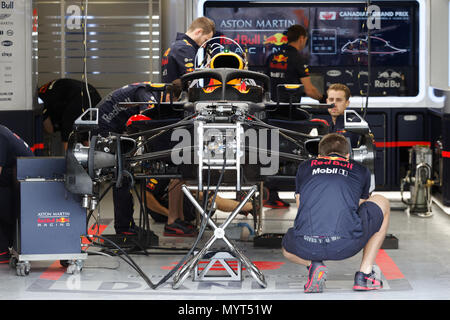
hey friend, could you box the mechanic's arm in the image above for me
[359,168,373,207]
[214,196,252,213]
[194,192,252,213]
[145,191,169,217]
[43,117,54,134]
[300,76,325,101]
[296,193,300,208]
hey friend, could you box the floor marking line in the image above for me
[39,224,108,281]
[375,249,405,280]
[39,261,66,281]
[161,260,285,271]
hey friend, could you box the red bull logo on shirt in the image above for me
[269,54,288,70]
[310,159,354,170]
[272,54,288,63]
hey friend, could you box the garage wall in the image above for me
[160,0,195,53]
[35,0,161,98]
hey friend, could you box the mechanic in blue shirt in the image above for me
[0,125,34,263]
[265,24,325,104]
[264,24,326,209]
[95,82,157,135]
[155,17,215,236]
[326,83,360,148]
[161,17,215,84]
[92,82,159,236]
[281,133,390,293]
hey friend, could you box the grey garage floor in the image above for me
[1,190,450,302]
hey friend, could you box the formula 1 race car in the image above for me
[63,37,375,289]
[66,50,374,204]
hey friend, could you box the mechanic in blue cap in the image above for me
[0,125,34,263]
[161,16,215,84]
[281,133,390,293]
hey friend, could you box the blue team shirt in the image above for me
[161,33,199,83]
[265,44,310,102]
[96,82,156,134]
[294,154,371,240]
[327,114,360,148]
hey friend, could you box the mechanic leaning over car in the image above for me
[38,78,102,151]
[161,16,215,84]
[91,82,159,237]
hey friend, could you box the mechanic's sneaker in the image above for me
[236,191,260,216]
[164,220,197,237]
[113,225,159,246]
[304,261,328,293]
[116,225,158,241]
[263,190,289,209]
[116,225,146,236]
[353,270,383,291]
[175,218,195,230]
[0,250,10,264]
[263,198,290,209]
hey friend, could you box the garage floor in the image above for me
[1,189,450,301]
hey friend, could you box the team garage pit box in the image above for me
[10,157,87,276]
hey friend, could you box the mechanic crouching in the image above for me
[281,133,390,293]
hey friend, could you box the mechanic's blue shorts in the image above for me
[282,201,384,261]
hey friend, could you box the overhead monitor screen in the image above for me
[204,1,420,97]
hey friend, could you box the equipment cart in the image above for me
[11,157,87,276]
